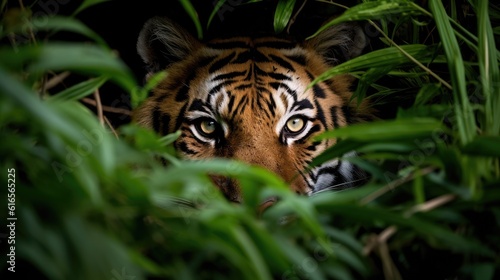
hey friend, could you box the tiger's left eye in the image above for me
[285,116,306,134]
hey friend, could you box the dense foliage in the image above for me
[1,0,499,279]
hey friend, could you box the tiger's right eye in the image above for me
[195,118,219,138]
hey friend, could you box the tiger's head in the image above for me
[134,17,372,202]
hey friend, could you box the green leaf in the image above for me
[207,0,227,28]
[462,136,500,158]
[307,0,424,39]
[178,0,203,39]
[315,118,447,141]
[429,0,476,144]
[477,0,500,135]
[19,16,108,47]
[48,76,108,102]
[308,45,437,88]
[132,70,168,108]
[0,43,137,92]
[321,204,495,257]
[73,0,111,15]
[274,0,296,34]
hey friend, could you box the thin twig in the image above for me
[363,226,397,256]
[405,193,456,216]
[286,0,308,34]
[360,166,436,205]
[44,72,71,91]
[366,19,452,90]
[93,89,104,127]
[18,0,37,46]
[104,116,119,139]
[363,194,457,256]
[81,98,132,116]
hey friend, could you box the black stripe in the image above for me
[161,113,171,135]
[234,83,252,91]
[305,71,315,82]
[269,82,297,99]
[154,93,169,103]
[177,141,197,155]
[286,54,307,66]
[312,84,326,98]
[212,70,247,81]
[306,142,320,151]
[175,71,196,102]
[208,80,236,96]
[152,107,161,133]
[244,64,254,81]
[197,55,218,68]
[233,51,252,64]
[209,52,237,73]
[256,98,272,119]
[267,72,292,81]
[174,103,188,130]
[292,99,314,111]
[314,99,327,128]
[254,65,268,78]
[227,95,235,113]
[341,105,352,124]
[265,99,275,115]
[231,96,248,120]
[253,49,271,62]
[188,99,208,113]
[256,86,272,95]
[330,106,340,128]
[269,54,295,72]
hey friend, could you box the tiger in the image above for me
[133,17,373,203]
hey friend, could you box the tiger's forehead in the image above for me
[188,37,317,114]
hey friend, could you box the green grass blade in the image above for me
[178,0,203,39]
[22,43,136,92]
[315,118,447,141]
[308,45,436,88]
[207,0,227,28]
[429,0,476,144]
[73,0,110,15]
[322,204,494,257]
[461,136,500,157]
[132,70,168,108]
[307,0,423,39]
[230,226,272,280]
[13,16,108,47]
[477,0,500,135]
[274,0,296,34]
[48,76,108,102]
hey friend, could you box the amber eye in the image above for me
[196,119,218,137]
[285,116,306,134]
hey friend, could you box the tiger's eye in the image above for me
[286,117,305,133]
[200,120,217,135]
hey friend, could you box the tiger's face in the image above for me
[134,17,371,202]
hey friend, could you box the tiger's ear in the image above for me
[306,22,367,65]
[137,17,201,74]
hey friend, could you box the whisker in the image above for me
[309,177,369,196]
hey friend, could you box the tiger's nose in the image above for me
[210,174,279,213]
[211,175,241,203]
